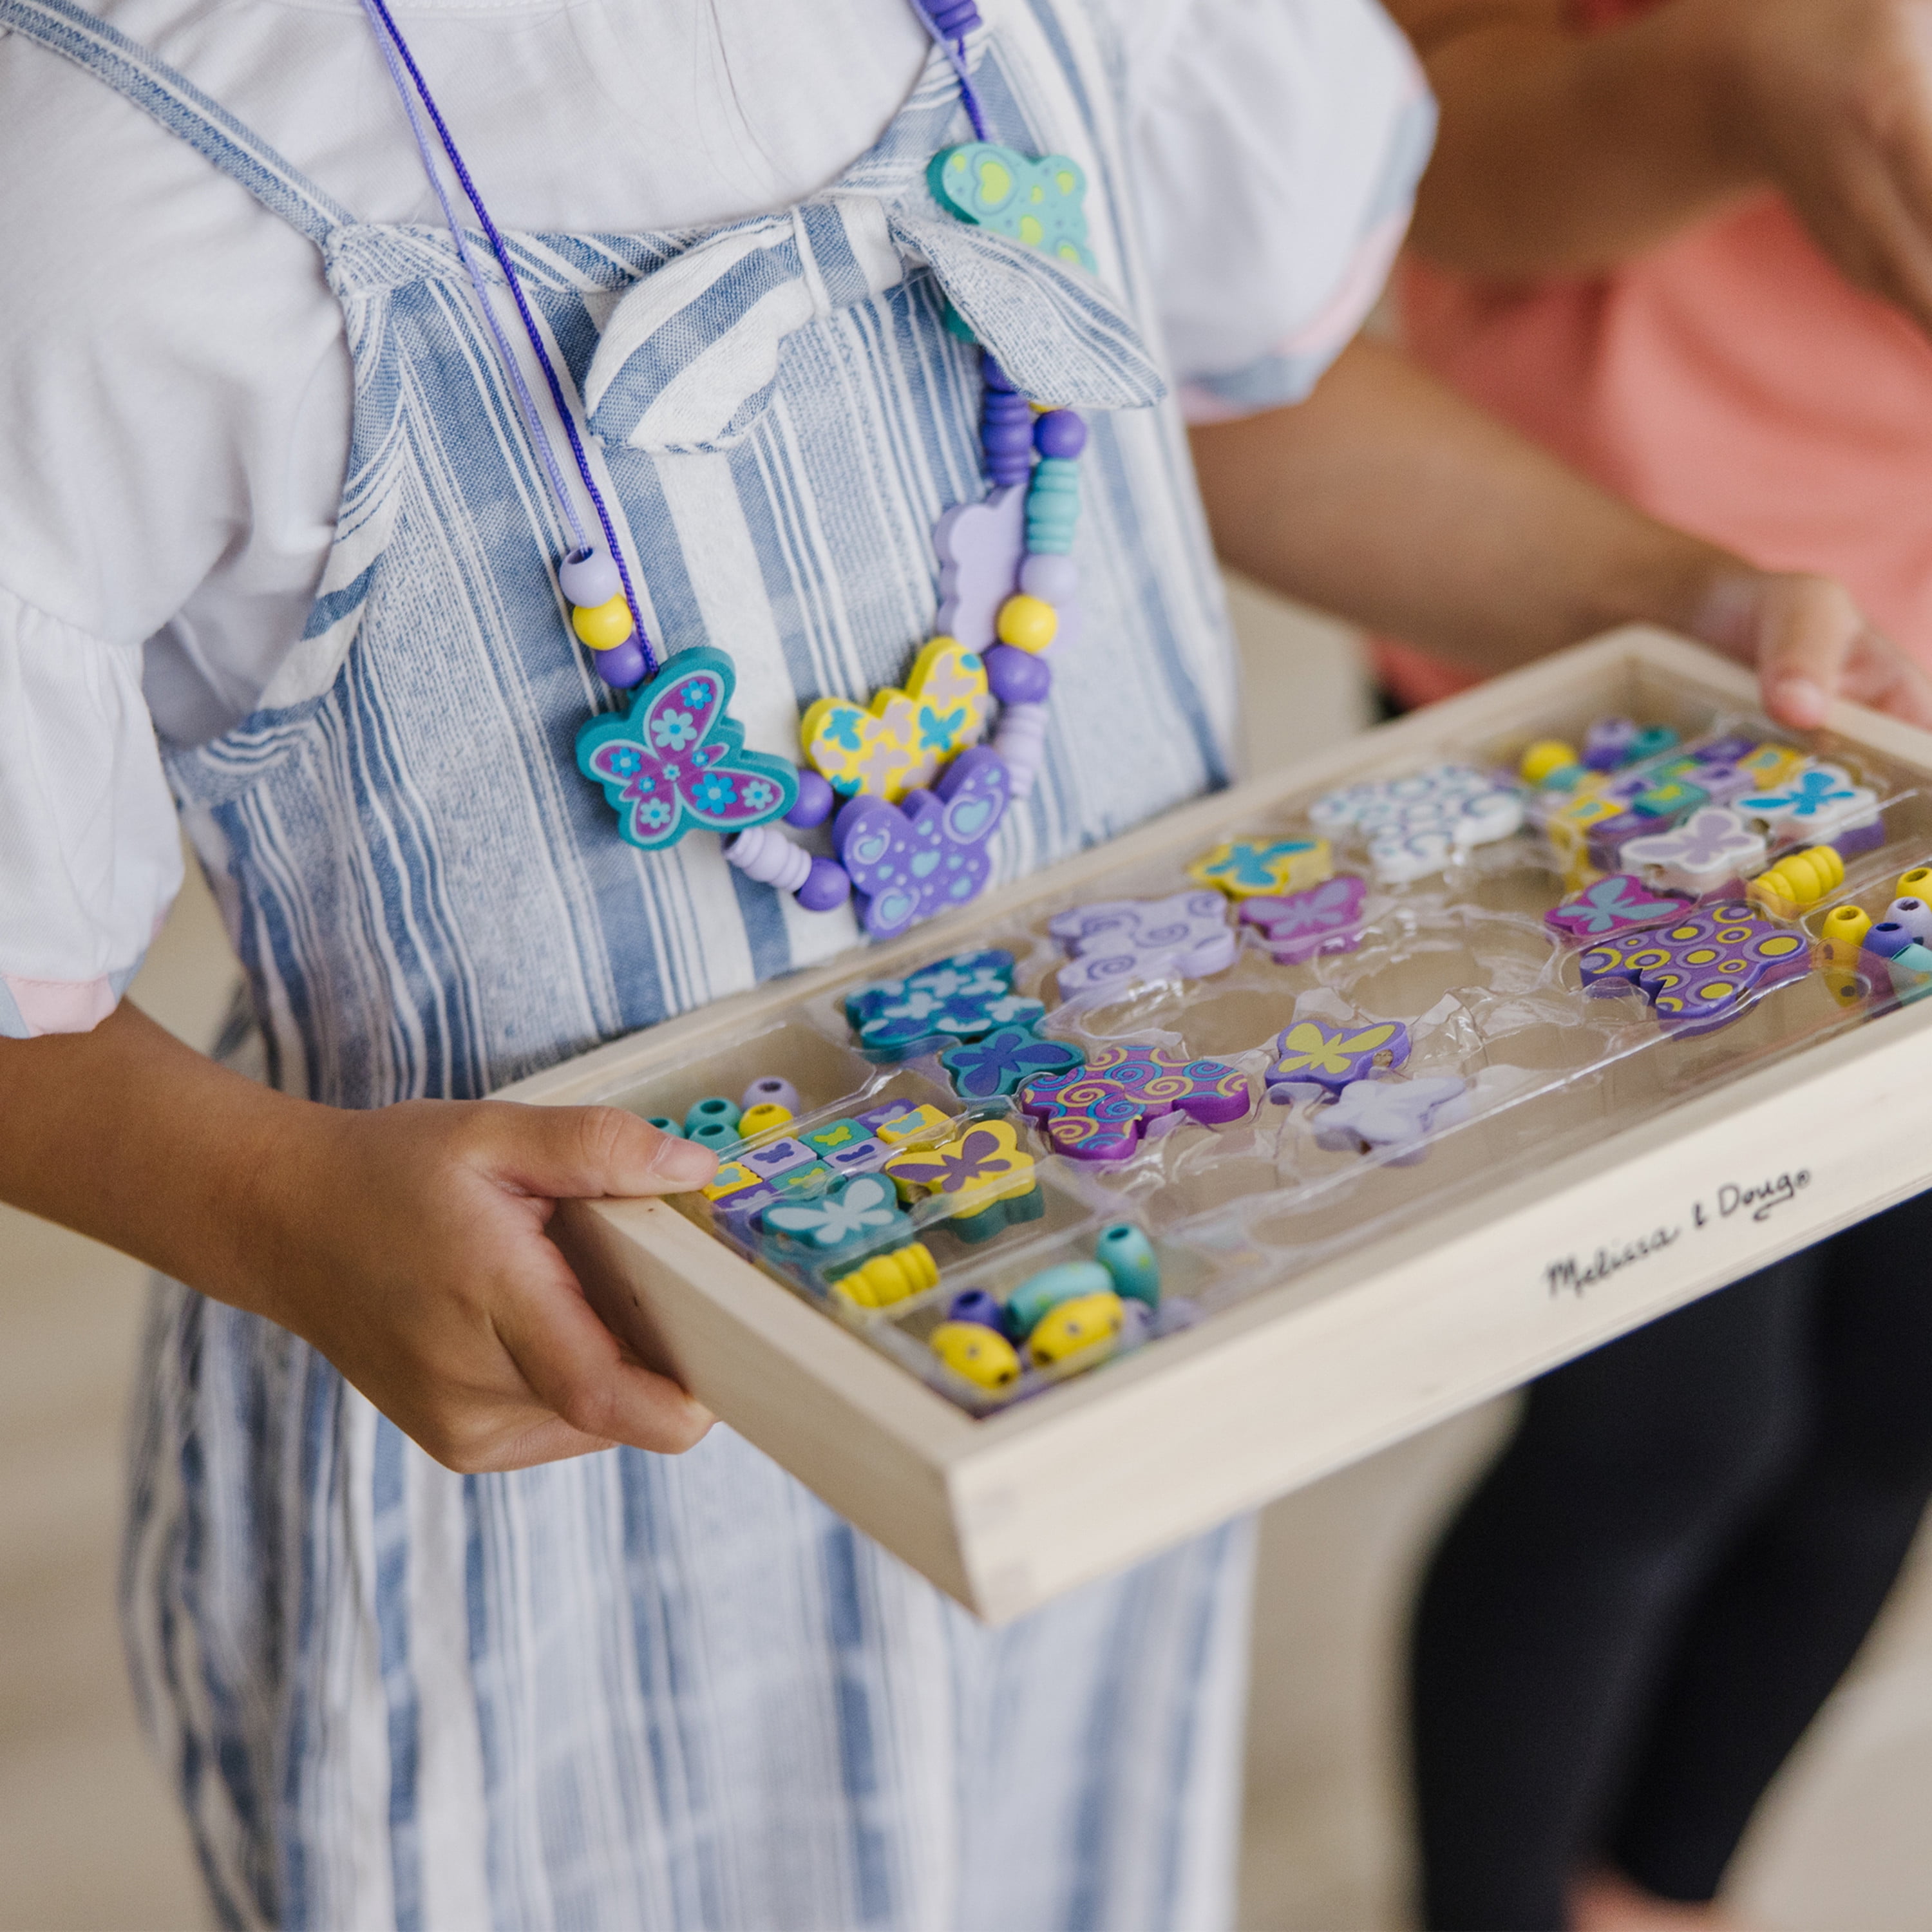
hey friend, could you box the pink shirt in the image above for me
[1382,0,1932,705]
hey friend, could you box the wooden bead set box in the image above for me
[510,631,1932,1621]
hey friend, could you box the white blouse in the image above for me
[0,0,1430,1035]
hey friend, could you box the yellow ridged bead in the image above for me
[1747,844,1844,918]
[832,1242,938,1311]
[929,1321,1022,1390]
[1519,739,1580,786]
[996,593,1058,654]
[1818,904,1873,968]
[571,592,635,651]
[737,1103,793,1138]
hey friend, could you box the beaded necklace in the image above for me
[357,0,1087,936]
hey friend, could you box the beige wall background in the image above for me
[3,579,1928,1929]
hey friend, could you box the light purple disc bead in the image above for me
[1018,553,1078,603]
[985,643,1052,705]
[741,1075,801,1113]
[784,768,836,829]
[1033,410,1086,460]
[595,637,648,688]
[796,856,853,913]
[558,544,622,609]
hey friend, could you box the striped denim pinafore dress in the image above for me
[5,1,1256,1924]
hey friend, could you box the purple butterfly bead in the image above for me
[835,746,1010,940]
[1544,874,1690,945]
[1239,875,1370,964]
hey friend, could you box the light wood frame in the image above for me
[508,630,1932,1621]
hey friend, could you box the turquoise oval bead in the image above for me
[1094,1222,1160,1307]
[1008,1260,1112,1336]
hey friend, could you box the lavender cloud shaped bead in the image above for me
[934,486,1026,652]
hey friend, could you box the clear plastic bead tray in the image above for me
[506,631,1932,1620]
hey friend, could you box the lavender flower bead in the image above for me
[558,544,621,609]
[985,643,1052,705]
[594,636,647,688]
[785,769,836,829]
[1033,409,1086,460]
[1018,553,1077,603]
[797,856,853,913]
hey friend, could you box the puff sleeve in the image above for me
[1131,0,1436,418]
[0,585,184,1036]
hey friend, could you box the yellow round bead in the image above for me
[1900,866,1932,900]
[1519,739,1580,786]
[571,592,634,652]
[1819,904,1873,967]
[996,592,1059,654]
[737,1102,793,1138]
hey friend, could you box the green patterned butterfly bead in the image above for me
[927,143,1095,272]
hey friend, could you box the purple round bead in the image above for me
[928,0,981,35]
[784,768,836,829]
[558,544,622,609]
[947,1288,1008,1334]
[1018,553,1078,603]
[595,637,648,689]
[984,643,1052,705]
[981,354,1017,393]
[1033,409,1086,460]
[795,856,853,913]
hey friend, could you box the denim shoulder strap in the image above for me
[0,0,352,243]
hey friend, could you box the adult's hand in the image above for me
[1720,0,1932,335]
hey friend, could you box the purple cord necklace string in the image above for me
[357,0,657,680]
[907,0,989,142]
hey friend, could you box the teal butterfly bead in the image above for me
[927,143,1096,272]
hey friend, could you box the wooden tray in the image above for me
[507,629,1932,1621]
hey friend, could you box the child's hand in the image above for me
[260,1098,721,1472]
[1686,563,1932,732]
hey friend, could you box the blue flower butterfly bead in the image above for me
[576,645,799,849]
[844,947,1044,1060]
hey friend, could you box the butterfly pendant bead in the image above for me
[576,646,799,849]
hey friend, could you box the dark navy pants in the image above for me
[1409,1192,1932,1929]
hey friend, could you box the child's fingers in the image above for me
[491,1255,715,1459]
[473,1099,718,1198]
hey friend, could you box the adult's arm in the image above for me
[1388,0,1932,334]
[1189,336,1932,726]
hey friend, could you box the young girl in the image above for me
[1379,2,1932,1927]
[1,0,1924,1924]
